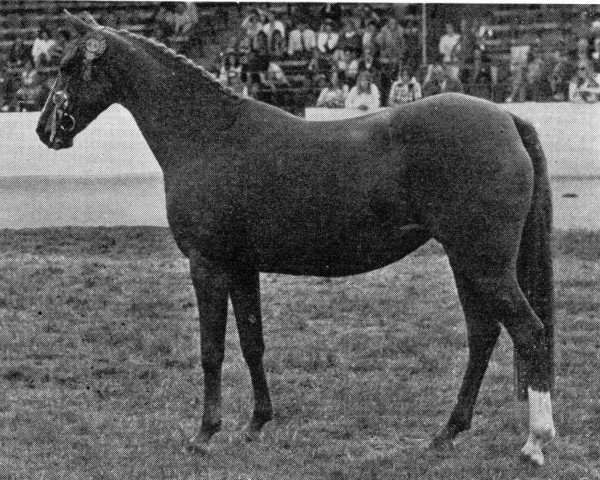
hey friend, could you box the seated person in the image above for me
[591,36,600,73]
[262,10,286,42]
[422,63,464,97]
[241,7,265,51]
[31,27,57,68]
[173,2,199,35]
[333,45,359,87]
[8,38,31,69]
[345,71,380,110]
[317,19,339,55]
[246,32,272,103]
[266,59,292,109]
[549,49,573,101]
[217,47,241,87]
[316,70,349,108]
[0,61,18,112]
[569,61,600,102]
[287,21,316,58]
[388,67,422,105]
[357,44,380,75]
[16,59,46,111]
[269,29,286,60]
[337,17,361,54]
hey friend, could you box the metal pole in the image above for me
[421,3,427,66]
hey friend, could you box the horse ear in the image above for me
[64,9,100,35]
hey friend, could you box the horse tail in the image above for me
[511,113,554,401]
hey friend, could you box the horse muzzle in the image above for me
[37,121,74,150]
[37,90,76,150]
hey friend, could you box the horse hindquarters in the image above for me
[419,117,554,463]
[512,114,556,465]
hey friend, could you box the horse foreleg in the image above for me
[431,270,501,449]
[188,251,230,450]
[229,266,273,441]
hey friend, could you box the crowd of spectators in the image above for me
[3,3,600,114]
[0,2,204,112]
[212,4,600,112]
[504,10,600,103]
[0,25,71,112]
[213,4,430,112]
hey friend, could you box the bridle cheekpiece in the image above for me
[82,35,106,81]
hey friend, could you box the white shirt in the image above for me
[31,38,56,64]
[345,84,380,109]
[262,20,286,41]
[317,31,339,53]
[439,33,461,63]
[288,28,316,55]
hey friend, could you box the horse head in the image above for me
[37,11,117,150]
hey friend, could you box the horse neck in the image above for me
[114,48,241,172]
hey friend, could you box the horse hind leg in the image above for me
[431,269,501,449]
[439,255,555,464]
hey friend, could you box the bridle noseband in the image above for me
[53,89,76,132]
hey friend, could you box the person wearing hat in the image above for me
[317,19,339,55]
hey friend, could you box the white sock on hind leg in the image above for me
[521,387,556,465]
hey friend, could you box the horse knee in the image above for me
[201,345,225,371]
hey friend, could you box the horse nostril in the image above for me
[36,123,46,140]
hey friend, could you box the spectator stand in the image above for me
[1,3,599,113]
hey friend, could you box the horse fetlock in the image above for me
[243,411,271,442]
[251,408,273,429]
[521,387,556,466]
[430,425,459,450]
[521,431,552,466]
[200,417,222,438]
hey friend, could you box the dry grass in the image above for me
[0,227,597,479]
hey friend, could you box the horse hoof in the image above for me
[520,446,544,466]
[243,426,262,443]
[179,431,211,455]
[429,425,456,451]
[428,435,454,451]
[178,423,218,455]
[185,437,210,455]
[520,431,551,466]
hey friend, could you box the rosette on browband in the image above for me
[82,35,106,80]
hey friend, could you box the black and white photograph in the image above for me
[0,1,598,478]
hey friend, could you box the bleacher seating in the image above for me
[0,3,596,112]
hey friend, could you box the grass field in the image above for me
[0,227,597,479]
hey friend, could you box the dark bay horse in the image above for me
[37,13,556,465]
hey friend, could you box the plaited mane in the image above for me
[113,28,241,100]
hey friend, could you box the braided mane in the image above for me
[113,28,240,99]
